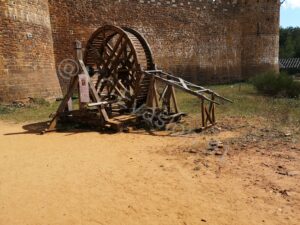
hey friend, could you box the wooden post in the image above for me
[153,79,159,108]
[146,77,155,108]
[171,86,179,113]
[212,94,216,123]
[201,98,205,128]
[165,85,172,113]
[46,76,79,132]
[75,40,83,61]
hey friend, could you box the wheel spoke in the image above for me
[84,25,155,108]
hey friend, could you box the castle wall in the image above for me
[48,0,243,85]
[0,0,280,102]
[0,0,61,102]
[239,0,280,79]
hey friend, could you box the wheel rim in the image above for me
[84,25,155,108]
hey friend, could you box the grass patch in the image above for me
[0,84,299,129]
[176,83,300,127]
[0,101,59,123]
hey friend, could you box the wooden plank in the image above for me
[211,94,216,123]
[67,98,73,111]
[107,39,129,74]
[153,79,159,108]
[47,76,79,131]
[146,72,219,104]
[104,34,124,68]
[146,77,155,107]
[205,106,213,124]
[88,101,109,107]
[78,59,110,123]
[178,78,189,89]
[171,86,179,113]
[201,99,205,128]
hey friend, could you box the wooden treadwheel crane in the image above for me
[45,25,231,133]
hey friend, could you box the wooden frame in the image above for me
[44,25,231,133]
[143,70,230,130]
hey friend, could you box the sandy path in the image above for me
[0,121,298,225]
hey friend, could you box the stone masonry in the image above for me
[0,0,61,102]
[0,0,280,102]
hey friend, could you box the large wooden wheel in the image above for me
[45,25,231,133]
[84,25,155,109]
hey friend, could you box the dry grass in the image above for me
[176,83,300,129]
[0,101,59,123]
[0,83,299,130]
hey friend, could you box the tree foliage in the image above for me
[280,27,300,58]
[251,71,300,98]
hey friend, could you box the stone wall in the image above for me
[0,0,280,102]
[48,0,245,85]
[0,0,61,102]
[239,0,280,79]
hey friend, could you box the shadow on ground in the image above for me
[3,121,49,136]
[3,121,198,138]
[3,121,105,136]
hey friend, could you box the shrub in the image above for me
[29,98,50,106]
[287,81,300,98]
[0,105,14,115]
[251,71,300,98]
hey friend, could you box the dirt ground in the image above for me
[0,118,299,225]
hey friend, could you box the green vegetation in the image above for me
[0,84,299,129]
[250,71,300,98]
[280,27,300,74]
[280,27,300,58]
[176,83,300,127]
[0,100,59,123]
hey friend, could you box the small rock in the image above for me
[207,146,215,151]
[201,219,207,222]
[288,171,299,177]
[285,133,292,137]
[209,140,218,147]
[194,159,201,164]
[202,162,209,168]
[277,166,289,176]
[217,143,224,149]
[215,150,223,156]
[189,149,197,154]
[194,166,201,171]
[278,171,288,176]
